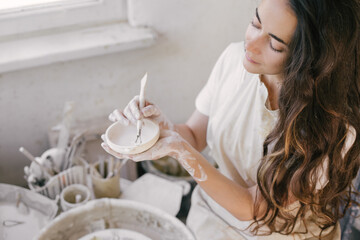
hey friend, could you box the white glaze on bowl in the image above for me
[105,119,160,154]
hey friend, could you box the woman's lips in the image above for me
[245,53,259,64]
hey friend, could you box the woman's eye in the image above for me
[270,42,283,53]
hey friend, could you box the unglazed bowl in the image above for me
[105,119,160,154]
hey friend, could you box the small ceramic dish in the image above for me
[105,119,160,154]
[60,184,91,211]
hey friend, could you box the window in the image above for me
[0,0,127,38]
[0,0,156,73]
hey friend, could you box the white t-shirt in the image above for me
[196,42,278,188]
[186,42,342,240]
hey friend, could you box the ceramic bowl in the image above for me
[105,119,160,154]
[35,198,196,240]
[79,229,152,240]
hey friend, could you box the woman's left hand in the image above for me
[101,128,187,162]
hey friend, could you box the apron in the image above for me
[187,186,341,240]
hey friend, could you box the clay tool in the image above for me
[63,131,86,170]
[57,102,74,151]
[75,194,82,204]
[135,73,148,145]
[19,147,54,177]
[113,159,122,176]
[91,164,102,178]
[99,157,105,178]
[16,193,29,215]
[2,220,25,227]
[106,157,115,179]
[56,102,74,170]
[114,158,129,176]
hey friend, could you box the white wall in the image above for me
[0,0,257,185]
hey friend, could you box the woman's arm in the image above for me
[105,108,268,221]
[174,110,208,152]
[170,140,265,221]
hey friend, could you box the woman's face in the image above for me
[244,0,297,76]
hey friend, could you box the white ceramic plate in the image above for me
[105,119,160,154]
[0,183,58,240]
[79,228,152,240]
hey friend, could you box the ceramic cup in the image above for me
[91,160,121,198]
[60,184,91,211]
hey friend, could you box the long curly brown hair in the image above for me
[252,0,360,237]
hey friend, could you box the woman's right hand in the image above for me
[108,96,174,130]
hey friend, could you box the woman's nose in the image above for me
[246,36,263,55]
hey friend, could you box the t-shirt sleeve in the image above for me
[195,43,237,116]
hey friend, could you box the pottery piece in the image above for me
[60,184,91,211]
[35,199,195,240]
[28,164,87,199]
[105,119,160,154]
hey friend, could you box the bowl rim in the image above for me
[105,119,160,150]
[60,184,91,206]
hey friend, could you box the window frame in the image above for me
[0,0,127,38]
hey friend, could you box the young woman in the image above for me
[102,0,360,239]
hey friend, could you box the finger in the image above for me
[101,143,125,159]
[124,96,139,124]
[129,153,152,162]
[130,149,163,162]
[141,105,160,118]
[115,110,130,126]
[129,97,142,120]
[123,106,137,124]
[108,112,116,122]
[109,109,130,126]
[101,142,148,162]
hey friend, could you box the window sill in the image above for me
[0,22,157,73]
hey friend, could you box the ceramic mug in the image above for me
[60,184,91,211]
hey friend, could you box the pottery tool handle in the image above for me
[139,73,147,109]
[136,73,148,138]
[19,147,54,177]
